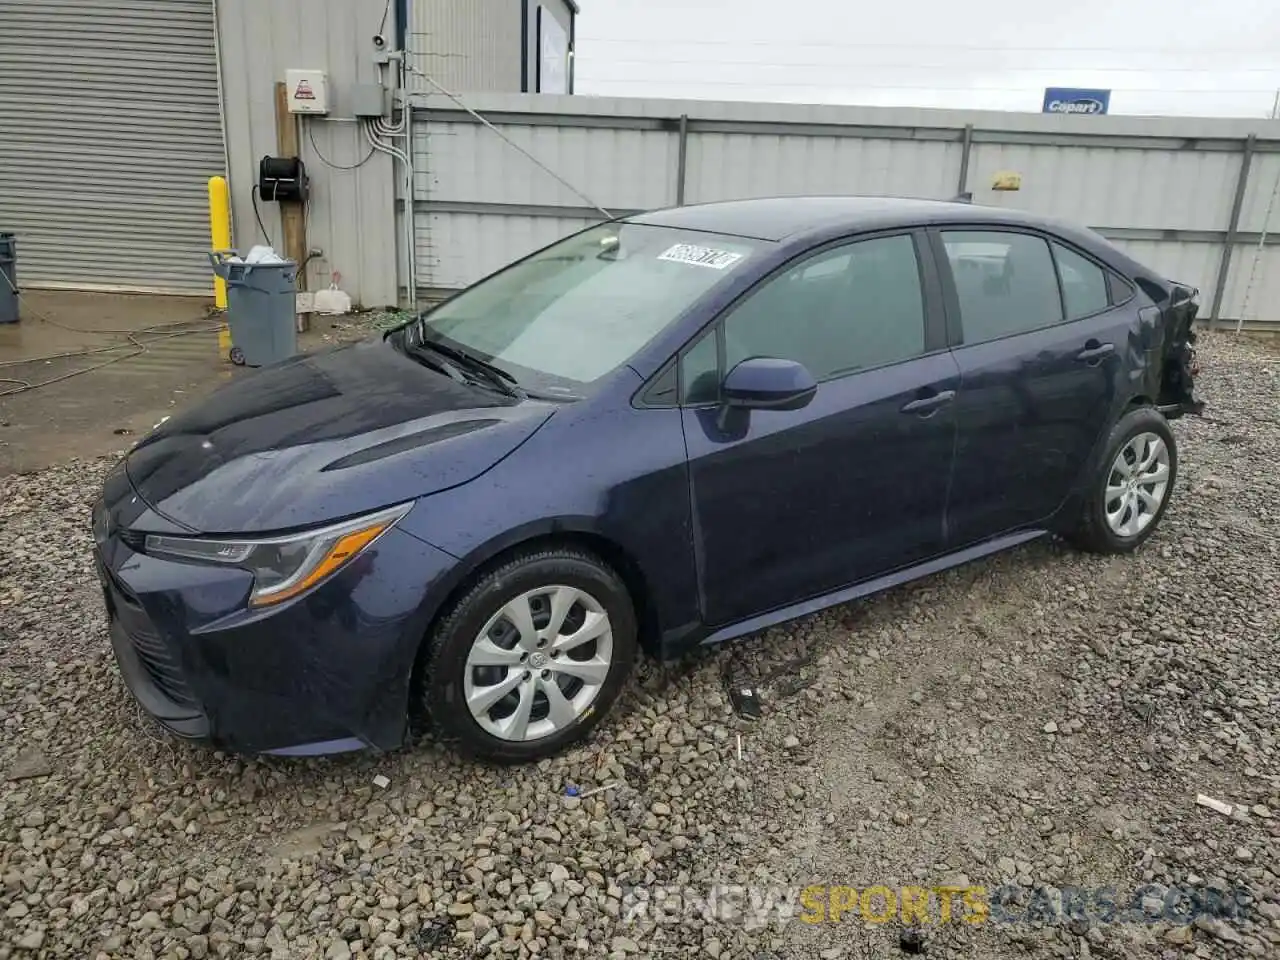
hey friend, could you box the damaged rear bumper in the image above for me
[1157,281,1205,419]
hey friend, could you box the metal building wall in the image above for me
[1220,152,1280,323]
[408,93,1280,325]
[407,0,523,94]
[687,135,962,204]
[0,0,225,293]
[413,101,677,289]
[214,0,400,307]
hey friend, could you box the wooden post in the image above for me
[274,81,310,333]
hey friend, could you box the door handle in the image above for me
[900,389,956,416]
[1076,341,1115,363]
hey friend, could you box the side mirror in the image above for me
[721,357,817,412]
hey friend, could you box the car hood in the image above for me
[125,337,556,534]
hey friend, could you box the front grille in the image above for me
[107,574,198,709]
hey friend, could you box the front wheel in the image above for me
[419,547,637,763]
[1067,406,1178,554]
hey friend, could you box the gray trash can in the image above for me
[0,233,17,324]
[209,250,299,367]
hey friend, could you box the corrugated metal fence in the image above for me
[408,93,1280,325]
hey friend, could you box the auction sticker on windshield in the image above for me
[657,243,745,270]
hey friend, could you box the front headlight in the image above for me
[144,503,411,607]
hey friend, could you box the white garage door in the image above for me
[0,0,225,294]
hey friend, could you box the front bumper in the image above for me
[94,482,459,755]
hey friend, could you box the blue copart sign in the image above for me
[1042,88,1111,115]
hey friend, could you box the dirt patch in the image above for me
[0,291,408,475]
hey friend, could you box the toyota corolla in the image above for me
[92,197,1203,763]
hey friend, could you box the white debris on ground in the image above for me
[316,308,416,348]
[0,332,1277,959]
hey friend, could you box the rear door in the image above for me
[678,231,961,627]
[935,228,1135,547]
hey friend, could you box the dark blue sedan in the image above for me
[93,197,1203,763]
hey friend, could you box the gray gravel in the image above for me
[2,332,1278,959]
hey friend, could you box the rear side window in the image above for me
[1051,242,1109,319]
[942,230,1064,343]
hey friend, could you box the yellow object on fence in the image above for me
[208,176,232,309]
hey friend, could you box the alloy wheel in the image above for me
[1104,431,1171,538]
[463,585,614,741]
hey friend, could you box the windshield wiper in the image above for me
[412,336,526,399]
[400,341,469,384]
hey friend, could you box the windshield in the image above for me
[415,223,765,387]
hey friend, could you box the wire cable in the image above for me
[251,183,273,246]
[364,118,410,166]
[0,329,204,397]
[583,37,1280,55]
[0,325,218,397]
[374,61,409,136]
[406,64,614,219]
[373,115,406,139]
[580,77,1280,95]
[306,120,378,170]
[0,269,220,397]
[590,56,1280,76]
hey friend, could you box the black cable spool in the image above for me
[258,155,309,204]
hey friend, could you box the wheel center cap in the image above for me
[529,651,548,669]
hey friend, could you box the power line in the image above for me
[405,63,613,219]
[583,37,1280,55]
[578,77,1280,95]
[591,57,1280,75]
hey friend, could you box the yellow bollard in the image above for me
[208,176,231,309]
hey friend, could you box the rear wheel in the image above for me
[419,548,637,763]
[1067,406,1178,554]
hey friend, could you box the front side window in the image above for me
[416,223,765,389]
[681,234,927,403]
[943,230,1064,344]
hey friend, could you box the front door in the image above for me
[936,228,1134,546]
[679,232,961,627]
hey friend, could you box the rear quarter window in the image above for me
[1108,272,1136,305]
[1051,242,1110,319]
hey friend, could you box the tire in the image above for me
[1067,406,1178,554]
[418,547,637,763]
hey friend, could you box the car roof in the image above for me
[627,196,1066,243]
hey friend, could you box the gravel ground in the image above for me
[1,331,1277,960]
